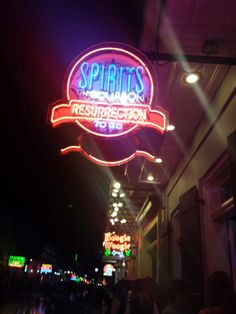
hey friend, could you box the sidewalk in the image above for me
[0,300,19,314]
[0,293,41,314]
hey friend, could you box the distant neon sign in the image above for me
[103,232,131,257]
[8,256,25,268]
[41,264,52,274]
[71,274,82,282]
[103,264,115,276]
[49,43,168,166]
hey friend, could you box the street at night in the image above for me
[1,0,236,313]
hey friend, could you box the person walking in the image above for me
[199,271,236,314]
[161,279,190,314]
[125,277,160,314]
[110,279,130,314]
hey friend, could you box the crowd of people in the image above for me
[13,270,236,314]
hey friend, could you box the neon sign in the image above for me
[49,43,168,166]
[40,264,52,274]
[61,146,158,166]
[71,274,82,282]
[103,264,115,276]
[8,256,25,268]
[51,100,166,135]
[103,232,131,257]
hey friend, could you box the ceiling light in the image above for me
[114,182,121,189]
[118,202,123,207]
[166,125,175,131]
[112,192,117,197]
[112,203,118,207]
[185,73,200,84]
[120,193,125,198]
[111,211,117,217]
[121,219,126,224]
[147,175,154,181]
[155,157,162,163]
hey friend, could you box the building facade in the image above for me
[133,66,236,311]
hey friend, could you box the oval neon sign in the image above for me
[49,43,168,166]
[50,43,167,138]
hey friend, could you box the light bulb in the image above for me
[147,175,154,181]
[185,73,200,84]
[166,125,175,131]
[114,182,121,189]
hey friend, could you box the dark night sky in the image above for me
[1,0,144,274]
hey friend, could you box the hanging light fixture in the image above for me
[147,175,154,181]
[155,157,162,163]
[114,182,121,189]
[166,124,175,131]
[184,72,200,84]
[182,62,203,85]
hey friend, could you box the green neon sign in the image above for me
[125,249,131,257]
[104,249,111,256]
[8,255,26,268]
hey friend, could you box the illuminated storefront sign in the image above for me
[103,232,131,258]
[49,43,168,166]
[103,264,115,276]
[8,256,26,268]
[51,100,166,135]
[40,264,52,274]
[71,274,82,282]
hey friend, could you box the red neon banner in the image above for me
[104,233,131,243]
[103,232,131,252]
[51,100,166,135]
[61,146,159,167]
